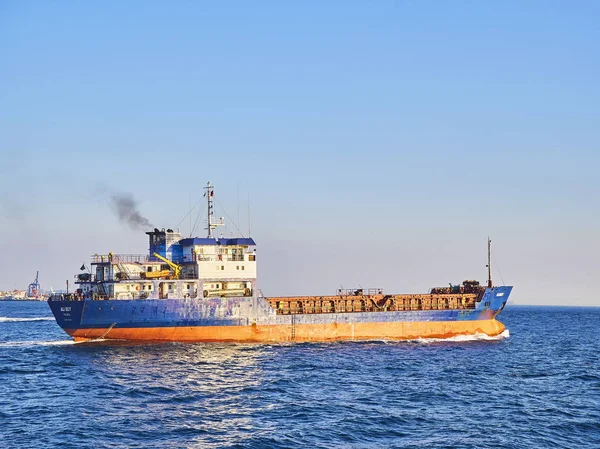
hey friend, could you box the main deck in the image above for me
[54,288,484,315]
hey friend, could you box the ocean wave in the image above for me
[414,329,510,344]
[328,330,511,345]
[0,316,54,323]
[0,340,79,347]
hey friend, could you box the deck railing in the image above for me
[75,273,199,283]
[91,254,150,264]
[183,254,250,262]
[49,292,200,301]
[92,253,253,264]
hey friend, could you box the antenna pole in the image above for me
[204,182,224,238]
[247,188,251,237]
[487,237,493,288]
[205,182,214,238]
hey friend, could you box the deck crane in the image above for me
[151,252,182,280]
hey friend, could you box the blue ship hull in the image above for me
[48,286,512,342]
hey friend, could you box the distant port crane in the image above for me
[27,271,41,298]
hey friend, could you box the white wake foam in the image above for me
[0,316,54,323]
[414,329,510,344]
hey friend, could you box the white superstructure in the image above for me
[73,183,257,300]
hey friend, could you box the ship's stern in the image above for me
[47,298,85,338]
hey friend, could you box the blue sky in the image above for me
[1,1,599,304]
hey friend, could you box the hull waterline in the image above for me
[66,319,505,343]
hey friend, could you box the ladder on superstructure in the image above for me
[114,255,132,280]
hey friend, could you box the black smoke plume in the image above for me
[109,193,153,230]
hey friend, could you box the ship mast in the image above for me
[205,182,224,238]
[487,237,493,288]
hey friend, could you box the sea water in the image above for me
[1,301,599,448]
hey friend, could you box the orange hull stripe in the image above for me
[69,319,505,342]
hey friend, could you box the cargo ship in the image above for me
[48,183,512,342]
